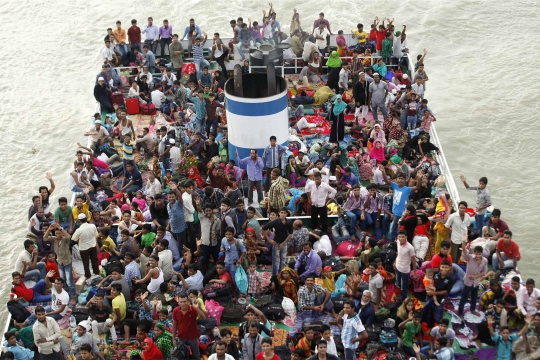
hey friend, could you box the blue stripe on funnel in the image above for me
[226,94,287,116]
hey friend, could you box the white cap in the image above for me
[403,74,408,79]
[78,320,91,331]
[77,213,87,220]
[392,89,397,94]
[98,76,105,81]
[307,169,314,176]
[169,138,176,144]
[95,120,102,124]
[329,176,337,181]
[373,72,380,77]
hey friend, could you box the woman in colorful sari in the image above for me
[387,123,408,155]
[336,30,347,56]
[370,123,387,145]
[285,155,306,188]
[243,227,260,267]
[369,139,386,163]
[272,267,299,304]
[431,193,451,253]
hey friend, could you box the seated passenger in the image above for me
[492,230,520,272]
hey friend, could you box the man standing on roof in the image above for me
[182,18,202,56]
[306,172,337,233]
[127,19,142,62]
[72,213,100,279]
[460,175,492,232]
[444,201,471,263]
[142,17,159,55]
[312,12,331,34]
[312,20,330,57]
[262,136,287,194]
[368,72,388,122]
[158,19,173,58]
[237,149,264,206]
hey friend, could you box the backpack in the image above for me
[381,243,397,273]
[365,324,382,342]
[260,303,285,321]
[71,307,91,324]
[366,342,385,359]
[203,283,232,300]
[374,307,391,323]
[221,301,244,323]
[7,301,31,323]
[254,294,275,309]
[385,351,407,360]
[170,338,190,359]
[379,329,398,349]
[103,260,124,275]
[322,257,345,272]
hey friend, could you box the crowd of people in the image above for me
[4,6,539,360]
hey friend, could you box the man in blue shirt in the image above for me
[262,135,287,193]
[294,242,322,282]
[236,149,264,205]
[188,90,206,134]
[381,169,423,241]
[142,17,159,54]
[181,18,202,54]
[167,183,187,250]
[235,23,253,60]
[142,44,156,73]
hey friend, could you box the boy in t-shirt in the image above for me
[399,311,423,357]
[140,224,157,247]
[225,177,243,207]
[246,262,262,297]
[122,133,135,169]
[318,265,347,298]
[296,328,315,358]
[110,283,126,328]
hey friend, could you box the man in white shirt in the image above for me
[314,159,330,184]
[151,84,165,108]
[411,77,425,99]
[31,306,62,358]
[302,35,320,61]
[72,214,100,279]
[373,163,390,191]
[305,172,337,233]
[208,341,235,360]
[444,201,471,263]
[338,62,351,93]
[84,120,111,152]
[518,278,540,317]
[312,21,330,56]
[178,264,204,292]
[15,240,47,282]
[102,40,119,66]
[156,239,174,281]
[145,173,162,198]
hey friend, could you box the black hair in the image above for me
[479,177,488,185]
[492,208,501,217]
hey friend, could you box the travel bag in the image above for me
[140,103,156,115]
[221,301,244,323]
[126,97,139,115]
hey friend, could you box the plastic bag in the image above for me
[235,265,249,295]
[282,297,296,317]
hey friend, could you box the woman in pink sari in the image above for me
[369,139,386,163]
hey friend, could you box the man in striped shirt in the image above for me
[338,300,367,360]
[192,36,210,82]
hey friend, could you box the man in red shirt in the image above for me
[430,241,453,271]
[483,208,510,241]
[172,294,206,360]
[335,240,361,258]
[11,271,52,303]
[492,230,520,272]
[127,19,142,61]
[209,261,235,290]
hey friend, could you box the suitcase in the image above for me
[111,91,125,105]
[126,97,139,115]
[140,103,157,115]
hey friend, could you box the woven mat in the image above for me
[219,326,289,347]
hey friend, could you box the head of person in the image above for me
[457,200,468,215]
[440,240,451,256]
[397,230,407,244]
[440,259,451,276]
[216,261,226,275]
[79,343,93,360]
[248,320,259,338]
[343,300,356,316]
[261,337,273,353]
[215,340,228,356]
[110,283,122,297]
[526,278,536,293]
[502,230,512,245]
[291,349,304,360]
[279,207,288,220]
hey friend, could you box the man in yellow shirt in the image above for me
[351,23,368,45]
[113,20,129,60]
[72,189,92,225]
[111,283,126,326]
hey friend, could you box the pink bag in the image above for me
[204,300,225,325]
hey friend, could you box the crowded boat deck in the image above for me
[4,7,535,360]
